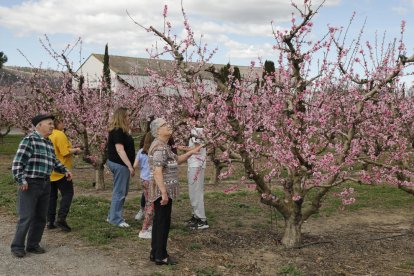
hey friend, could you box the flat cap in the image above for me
[31,114,55,126]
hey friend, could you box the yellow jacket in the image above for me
[49,129,73,181]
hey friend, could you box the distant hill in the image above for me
[0,66,65,88]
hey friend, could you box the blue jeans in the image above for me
[107,160,130,225]
[11,178,50,251]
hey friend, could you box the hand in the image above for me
[73,147,83,155]
[160,193,169,205]
[18,184,28,191]
[128,166,135,177]
[66,171,73,181]
[190,144,203,154]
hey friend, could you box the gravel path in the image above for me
[0,214,138,276]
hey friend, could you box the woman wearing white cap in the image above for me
[148,118,202,265]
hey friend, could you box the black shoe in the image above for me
[189,218,209,230]
[186,215,197,225]
[56,220,72,232]
[151,253,168,262]
[11,250,26,258]
[155,257,177,265]
[26,246,46,254]
[47,222,57,229]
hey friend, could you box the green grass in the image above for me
[0,174,142,245]
[315,184,414,216]
[0,174,17,214]
[188,242,203,250]
[397,259,414,270]
[69,196,133,244]
[0,134,22,155]
[205,190,249,200]
[279,264,303,276]
[1,164,413,247]
[233,220,244,227]
[62,195,143,245]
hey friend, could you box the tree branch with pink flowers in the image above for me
[130,0,414,248]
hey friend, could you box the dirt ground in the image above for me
[1,158,414,275]
[2,194,414,275]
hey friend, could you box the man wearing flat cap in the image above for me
[10,113,73,258]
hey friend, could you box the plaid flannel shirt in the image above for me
[12,131,68,185]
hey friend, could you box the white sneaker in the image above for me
[118,221,130,228]
[135,209,144,221]
[138,230,152,239]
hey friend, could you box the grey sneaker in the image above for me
[135,209,144,221]
[138,230,152,239]
[190,218,209,230]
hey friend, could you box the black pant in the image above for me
[141,192,146,210]
[151,197,172,260]
[141,192,146,209]
[11,178,50,251]
[48,176,74,223]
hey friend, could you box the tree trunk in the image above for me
[281,215,302,248]
[95,163,105,190]
[0,125,11,143]
[208,159,224,185]
[213,163,222,185]
[398,185,414,196]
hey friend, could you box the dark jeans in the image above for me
[151,197,172,260]
[11,178,51,251]
[48,176,74,223]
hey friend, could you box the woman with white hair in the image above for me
[148,118,202,265]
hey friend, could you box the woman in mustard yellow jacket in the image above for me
[48,117,82,232]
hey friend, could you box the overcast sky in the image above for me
[1,0,414,75]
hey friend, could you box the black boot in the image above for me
[56,220,72,232]
[47,221,57,229]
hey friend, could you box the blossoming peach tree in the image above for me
[0,39,143,190]
[131,0,414,247]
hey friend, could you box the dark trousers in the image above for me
[48,176,74,223]
[11,178,50,251]
[141,192,146,209]
[151,197,172,260]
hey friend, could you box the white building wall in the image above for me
[73,55,219,94]
[73,55,119,91]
